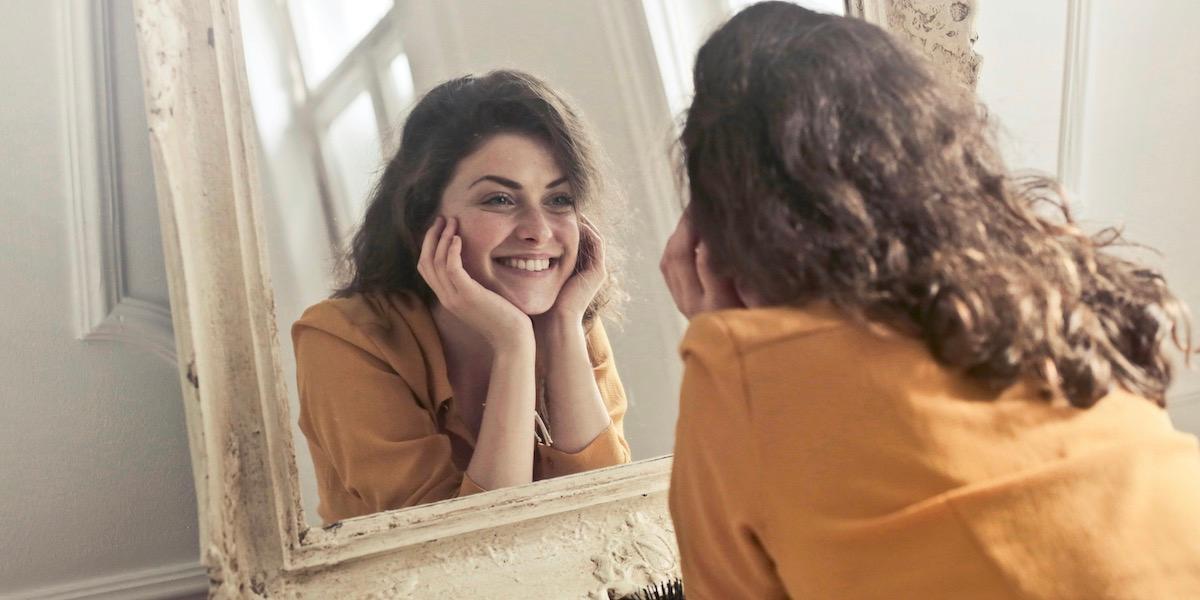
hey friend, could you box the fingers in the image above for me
[435,216,456,273]
[696,243,743,311]
[418,216,444,278]
[418,216,464,300]
[578,218,606,277]
[445,234,472,295]
[439,225,490,303]
[418,216,446,293]
[659,212,698,274]
[660,216,703,317]
[659,212,746,318]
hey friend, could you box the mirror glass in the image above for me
[239,0,844,527]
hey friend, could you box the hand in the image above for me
[659,210,745,319]
[418,216,532,349]
[543,217,607,324]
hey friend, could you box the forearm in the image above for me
[466,338,537,490]
[538,315,612,453]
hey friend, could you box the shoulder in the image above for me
[292,292,430,357]
[295,292,427,333]
[681,303,851,362]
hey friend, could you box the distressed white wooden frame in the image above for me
[132,0,978,596]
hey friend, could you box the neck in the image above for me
[432,302,548,383]
[430,303,494,371]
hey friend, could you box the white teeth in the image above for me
[500,258,552,272]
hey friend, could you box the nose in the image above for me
[514,207,553,244]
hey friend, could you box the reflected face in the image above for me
[438,133,580,315]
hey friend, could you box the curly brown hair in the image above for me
[681,2,1191,408]
[335,70,623,324]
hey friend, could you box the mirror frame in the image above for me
[133,0,979,596]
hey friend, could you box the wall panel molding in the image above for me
[1056,0,1091,196]
[63,1,175,364]
[16,560,206,600]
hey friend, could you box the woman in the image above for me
[293,70,630,525]
[662,3,1200,598]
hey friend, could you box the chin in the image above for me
[475,269,565,316]
[507,296,556,316]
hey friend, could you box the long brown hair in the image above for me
[336,70,622,323]
[682,2,1190,407]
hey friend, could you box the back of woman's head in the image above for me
[336,69,620,322]
[682,1,1190,407]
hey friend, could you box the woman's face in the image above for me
[438,133,580,315]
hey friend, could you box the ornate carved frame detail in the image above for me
[848,0,982,87]
[132,0,979,596]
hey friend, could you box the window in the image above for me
[241,0,417,244]
[727,0,845,16]
[643,0,846,123]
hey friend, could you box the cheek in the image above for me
[453,214,507,272]
[558,222,581,270]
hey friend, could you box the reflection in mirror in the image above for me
[239,0,846,526]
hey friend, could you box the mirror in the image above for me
[136,0,979,595]
[238,0,846,526]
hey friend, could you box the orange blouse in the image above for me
[293,292,630,525]
[670,305,1200,599]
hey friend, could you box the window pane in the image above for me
[288,0,394,86]
[325,92,382,224]
[239,0,292,152]
[389,53,416,110]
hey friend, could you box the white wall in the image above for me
[975,0,1068,176]
[976,0,1200,432]
[1077,0,1200,407]
[0,1,204,598]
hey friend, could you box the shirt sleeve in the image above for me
[537,319,632,477]
[669,314,788,600]
[294,316,481,522]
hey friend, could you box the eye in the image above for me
[546,194,575,210]
[482,193,516,207]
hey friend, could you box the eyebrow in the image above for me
[468,175,569,190]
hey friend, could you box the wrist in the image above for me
[487,320,536,354]
[535,311,586,339]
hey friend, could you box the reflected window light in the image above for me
[239,0,292,152]
[325,92,383,226]
[389,53,416,110]
[727,0,846,16]
[288,0,394,86]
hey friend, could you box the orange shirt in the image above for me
[293,292,630,525]
[670,305,1200,599]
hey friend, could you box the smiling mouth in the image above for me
[496,257,558,273]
